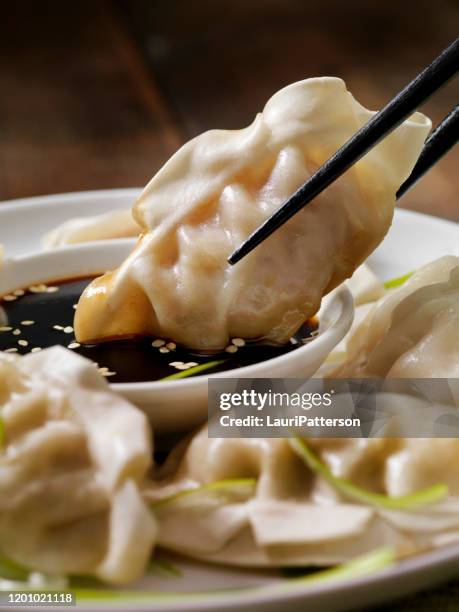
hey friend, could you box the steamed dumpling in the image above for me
[0,347,156,584]
[334,256,459,377]
[43,208,140,248]
[75,78,430,350]
[145,426,459,567]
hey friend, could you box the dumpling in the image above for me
[43,208,140,248]
[346,264,385,306]
[145,426,459,567]
[333,256,459,377]
[0,347,156,584]
[74,78,430,350]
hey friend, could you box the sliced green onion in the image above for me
[148,558,182,577]
[0,553,29,581]
[160,360,225,381]
[152,478,257,510]
[383,271,413,289]
[286,547,394,586]
[290,438,448,510]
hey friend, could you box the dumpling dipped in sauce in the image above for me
[75,78,430,351]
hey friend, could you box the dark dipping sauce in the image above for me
[0,277,319,383]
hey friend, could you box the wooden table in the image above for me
[0,2,458,609]
[0,0,457,220]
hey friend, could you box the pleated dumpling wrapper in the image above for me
[0,347,156,584]
[333,256,459,378]
[43,208,140,248]
[75,77,430,350]
[145,426,459,567]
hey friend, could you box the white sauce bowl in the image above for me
[0,240,354,432]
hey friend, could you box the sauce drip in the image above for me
[0,277,319,383]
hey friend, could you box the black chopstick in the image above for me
[396,105,458,200]
[228,37,459,265]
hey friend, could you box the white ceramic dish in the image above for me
[0,240,353,432]
[0,189,459,612]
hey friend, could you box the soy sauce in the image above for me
[0,277,318,383]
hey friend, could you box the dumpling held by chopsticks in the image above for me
[75,78,430,351]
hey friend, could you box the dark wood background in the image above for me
[0,0,457,220]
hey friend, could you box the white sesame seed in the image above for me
[159,346,170,353]
[3,295,17,302]
[13,289,25,297]
[4,347,18,353]
[98,367,109,373]
[102,371,116,377]
[231,338,245,347]
[12,329,21,336]
[46,286,59,293]
[29,284,47,293]
[0,326,12,332]
[225,345,238,353]
[169,361,184,367]
[63,326,74,334]
[53,325,64,331]
[68,342,81,349]
[21,320,35,326]
[174,364,190,370]
[166,342,176,350]
[290,337,298,345]
[183,362,198,368]
[73,304,78,310]
[18,340,28,347]
[31,347,42,353]
[152,339,165,348]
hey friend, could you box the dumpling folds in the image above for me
[75,77,430,350]
[146,427,459,567]
[0,347,156,584]
[333,256,459,377]
[43,208,140,248]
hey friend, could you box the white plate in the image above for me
[0,190,458,611]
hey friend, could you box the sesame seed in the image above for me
[18,340,28,347]
[159,347,170,353]
[21,320,35,326]
[184,362,198,368]
[225,345,238,353]
[63,326,74,334]
[169,361,184,367]
[31,347,42,353]
[4,348,18,353]
[174,364,190,370]
[98,367,109,373]
[72,304,78,310]
[12,329,21,336]
[231,338,245,347]
[13,289,25,297]
[29,284,47,293]
[166,342,176,350]
[68,342,81,349]
[3,295,17,302]
[0,326,12,332]
[290,337,298,345]
[53,325,64,331]
[102,371,116,377]
[46,286,59,293]
[152,339,165,348]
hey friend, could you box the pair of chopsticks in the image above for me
[229,38,459,265]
